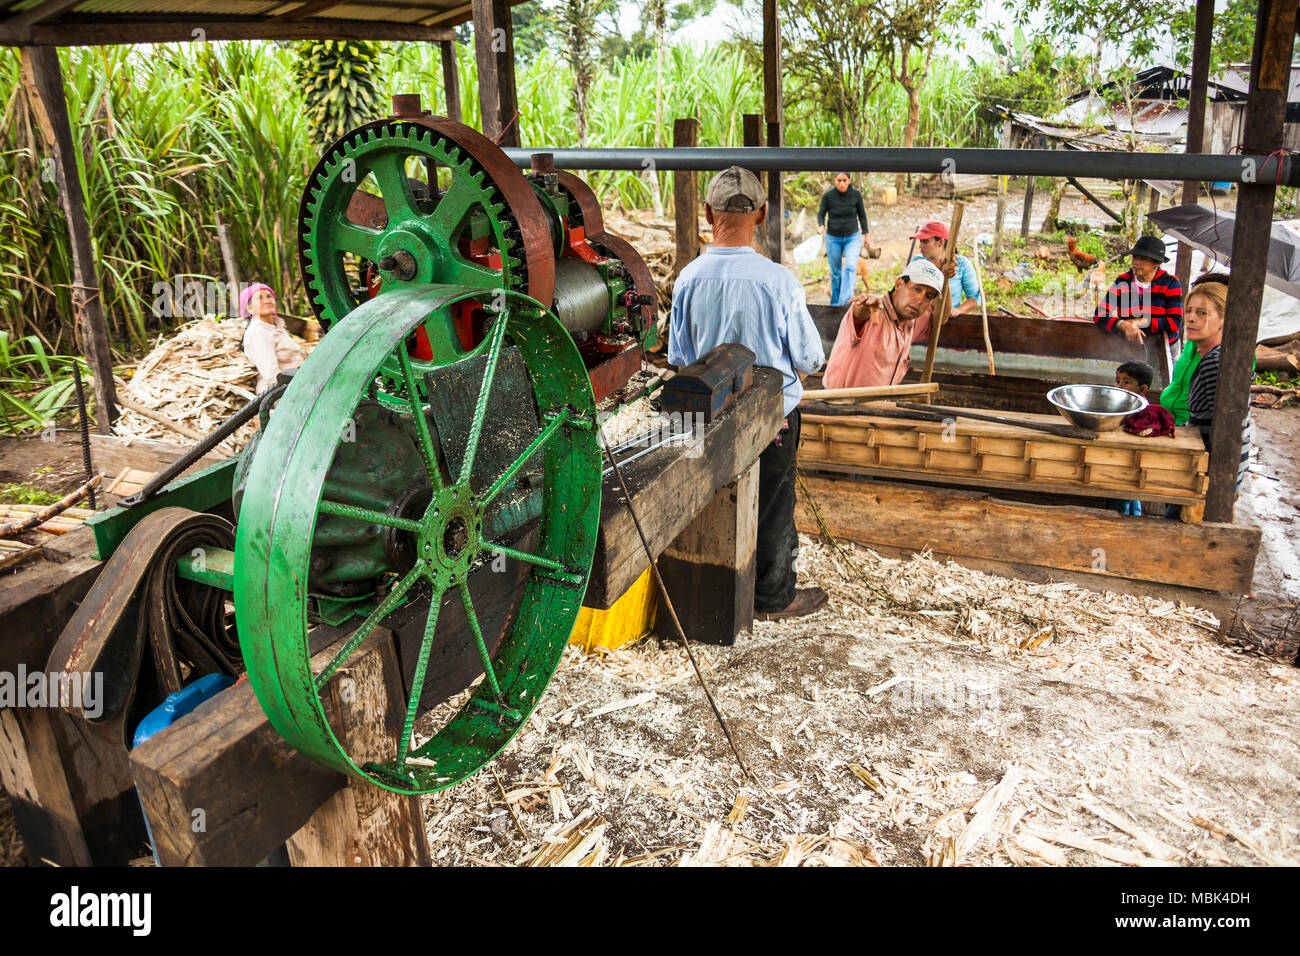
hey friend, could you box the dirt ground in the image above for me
[418,540,1298,866]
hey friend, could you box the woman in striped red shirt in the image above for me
[1093,235,1183,346]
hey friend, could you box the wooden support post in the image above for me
[1019,175,1036,240]
[19,45,117,433]
[1205,0,1295,523]
[471,0,517,145]
[742,113,766,254]
[1175,0,1215,292]
[654,463,758,646]
[215,214,241,317]
[920,201,965,383]
[0,707,93,866]
[762,0,784,263]
[672,118,701,280]
[285,629,430,866]
[439,38,462,124]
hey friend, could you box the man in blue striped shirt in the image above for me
[669,166,827,622]
[909,219,982,315]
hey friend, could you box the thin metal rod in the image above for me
[458,581,506,703]
[504,146,1295,186]
[397,586,444,765]
[396,345,444,491]
[459,316,508,485]
[600,440,756,782]
[319,499,423,533]
[488,543,583,584]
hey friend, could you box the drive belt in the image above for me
[46,507,242,745]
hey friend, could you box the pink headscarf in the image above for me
[239,283,274,319]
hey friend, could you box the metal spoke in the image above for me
[314,561,425,690]
[458,315,509,485]
[488,543,583,586]
[482,407,571,505]
[395,345,444,490]
[427,171,482,236]
[395,583,445,765]
[370,153,416,223]
[333,221,382,260]
[320,499,421,533]
[458,580,506,703]
[445,255,503,289]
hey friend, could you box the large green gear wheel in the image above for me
[233,284,601,794]
[299,121,525,331]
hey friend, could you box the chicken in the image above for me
[1066,236,1098,274]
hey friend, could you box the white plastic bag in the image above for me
[793,232,824,265]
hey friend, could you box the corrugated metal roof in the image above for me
[0,0,495,31]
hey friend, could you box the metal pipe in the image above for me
[505,146,1296,186]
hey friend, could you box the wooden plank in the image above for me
[0,707,92,866]
[655,462,758,646]
[742,114,766,255]
[672,118,701,280]
[1206,0,1293,523]
[794,473,1260,594]
[89,434,226,480]
[800,458,1207,507]
[20,46,116,432]
[587,367,783,608]
[0,18,455,45]
[285,629,430,866]
[472,0,505,141]
[762,0,783,261]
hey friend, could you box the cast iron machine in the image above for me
[60,95,660,796]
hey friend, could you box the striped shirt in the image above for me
[1093,268,1183,343]
[1188,345,1252,488]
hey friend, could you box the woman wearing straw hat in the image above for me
[240,283,305,394]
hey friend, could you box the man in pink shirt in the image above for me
[822,259,945,389]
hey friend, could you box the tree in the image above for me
[557,0,618,145]
[776,0,891,146]
[1170,0,1295,73]
[870,0,980,190]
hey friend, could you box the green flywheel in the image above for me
[233,284,601,794]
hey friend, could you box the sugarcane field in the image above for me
[1,0,1298,927]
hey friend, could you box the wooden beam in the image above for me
[1,18,455,46]
[762,0,784,263]
[440,39,462,125]
[472,0,503,140]
[587,368,783,608]
[491,0,519,147]
[1174,0,1215,292]
[1205,0,1296,523]
[18,46,117,433]
[672,117,701,280]
[270,1,348,21]
[795,473,1260,594]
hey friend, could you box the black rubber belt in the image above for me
[46,507,242,746]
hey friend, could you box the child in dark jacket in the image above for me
[1108,361,1170,517]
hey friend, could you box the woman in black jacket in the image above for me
[818,173,869,307]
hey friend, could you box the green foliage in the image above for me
[0,332,90,435]
[0,482,62,506]
[973,33,1092,117]
[295,39,386,147]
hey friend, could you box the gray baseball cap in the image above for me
[705,166,766,213]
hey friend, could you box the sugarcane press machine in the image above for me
[62,95,660,796]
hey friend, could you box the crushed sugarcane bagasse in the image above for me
[422,538,1300,867]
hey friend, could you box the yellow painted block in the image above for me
[569,566,658,653]
[876,185,898,206]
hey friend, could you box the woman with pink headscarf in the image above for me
[240,283,305,394]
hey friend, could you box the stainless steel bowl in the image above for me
[1046,384,1148,431]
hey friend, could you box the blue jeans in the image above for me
[827,231,863,307]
